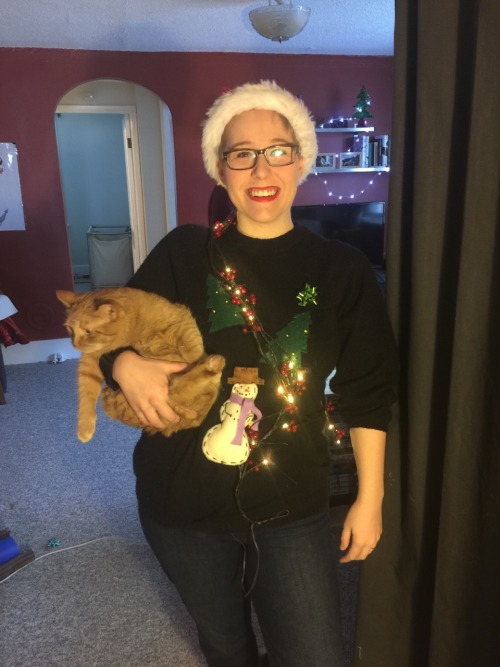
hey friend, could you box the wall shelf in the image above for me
[315,126,390,170]
[314,166,390,174]
[315,127,375,133]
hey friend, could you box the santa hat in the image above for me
[201,80,318,186]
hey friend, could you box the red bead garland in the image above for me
[212,213,308,452]
[219,268,261,333]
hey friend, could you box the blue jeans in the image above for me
[139,509,345,667]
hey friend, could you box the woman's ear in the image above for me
[217,160,227,186]
[297,154,304,179]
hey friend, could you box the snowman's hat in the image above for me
[227,366,265,385]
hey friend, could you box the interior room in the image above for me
[1,2,498,667]
[0,4,395,665]
[0,39,394,363]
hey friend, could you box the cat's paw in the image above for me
[205,354,225,372]
[77,421,96,442]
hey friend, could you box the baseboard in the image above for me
[2,339,81,365]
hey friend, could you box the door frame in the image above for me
[55,104,147,270]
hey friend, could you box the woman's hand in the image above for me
[339,497,383,563]
[338,426,386,562]
[112,350,196,429]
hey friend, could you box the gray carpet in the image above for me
[0,360,359,666]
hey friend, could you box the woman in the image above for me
[105,81,398,666]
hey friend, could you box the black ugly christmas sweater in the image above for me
[123,223,398,532]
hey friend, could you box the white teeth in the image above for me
[250,188,277,197]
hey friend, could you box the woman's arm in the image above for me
[339,427,386,563]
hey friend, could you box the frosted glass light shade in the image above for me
[0,295,17,320]
[249,3,311,42]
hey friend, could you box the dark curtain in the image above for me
[354,1,500,666]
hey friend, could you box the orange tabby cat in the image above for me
[56,288,225,442]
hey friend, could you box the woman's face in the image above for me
[217,109,303,238]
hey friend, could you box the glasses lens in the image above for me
[225,149,257,170]
[224,145,296,170]
[266,145,294,166]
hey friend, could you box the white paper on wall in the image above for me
[0,143,26,231]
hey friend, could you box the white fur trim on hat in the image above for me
[201,80,318,186]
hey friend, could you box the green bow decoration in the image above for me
[297,284,318,307]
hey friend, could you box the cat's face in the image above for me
[65,311,117,353]
[57,290,122,354]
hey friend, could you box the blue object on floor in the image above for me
[0,535,21,565]
[0,528,35,581]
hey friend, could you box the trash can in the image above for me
[87,226,134,289]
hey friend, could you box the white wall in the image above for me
[3,339,80,365]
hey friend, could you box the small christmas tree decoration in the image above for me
[352,85,374,128]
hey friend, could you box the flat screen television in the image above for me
[292,201,386,268]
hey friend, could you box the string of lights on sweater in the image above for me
[210,214,346,470]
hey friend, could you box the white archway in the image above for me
[55,79,177,277]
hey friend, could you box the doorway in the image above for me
[55,79,177,290]
[55,111,135,290]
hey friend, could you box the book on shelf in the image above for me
[348,134,370,167]
[375,134,390,167]
[370,138,380,167]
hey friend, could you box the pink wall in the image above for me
[0,48,393,341]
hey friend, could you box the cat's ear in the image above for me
[56,290,79,307]
[94,298,123,322]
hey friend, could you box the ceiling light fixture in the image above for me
[249,0,311,43]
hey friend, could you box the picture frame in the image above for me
[315,153,335,169]
[339,151,362,168]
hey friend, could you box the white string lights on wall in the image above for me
[312,170,388,201]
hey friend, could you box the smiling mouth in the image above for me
[247,187,279,201]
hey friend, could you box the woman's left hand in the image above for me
[338,497,382,563]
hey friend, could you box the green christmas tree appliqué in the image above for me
[263,311,311,368]
[207,273,246,332]
[206,273,311,367]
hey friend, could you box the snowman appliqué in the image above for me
[202,367,264,466]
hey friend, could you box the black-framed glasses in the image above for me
[221,144,299,170]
